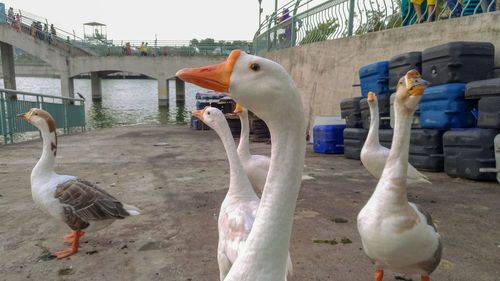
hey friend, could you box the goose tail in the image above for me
[123,203,141,216]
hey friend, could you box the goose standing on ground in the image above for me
[234,104,270,194]
[177,49,305,280]
[17,108,140,258]
[357,70,441,281]
[192,106,292,281]
[360,91,430,185]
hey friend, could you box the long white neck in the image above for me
[365,101,380,147]
[236,109,251,161]
[375,101,413,204]
[213,120,257,199]
[226,103,306,280]
[31,128,57,186]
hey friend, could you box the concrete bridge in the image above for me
[3,12,500,132]
[0,24,225,105]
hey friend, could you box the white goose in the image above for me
[357,70,441,281]
[177,49,305,280]
[234,104,270,194]
[17,108,140,259]
[192,106,292,280]
[360,91,430,185]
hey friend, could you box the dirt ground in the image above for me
[0,125,499,281]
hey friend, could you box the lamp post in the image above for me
[258,0,262,32]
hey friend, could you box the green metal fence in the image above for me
[253,0,499,55]
[11,8,251,57]
[83,40,251,57]
[0,89,85,144]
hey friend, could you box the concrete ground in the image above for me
[0,125,499,281]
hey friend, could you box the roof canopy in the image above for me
[83,22,106,26]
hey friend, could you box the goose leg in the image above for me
[375,269,384,281]
[62,230,85,244]
[54,230,84,258]
[421,276,430,281]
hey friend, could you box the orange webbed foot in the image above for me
[375,269,384,281]
[421,276,430,281]
[54,230,84,259]
[62,231,85,244]
[53,247,78,259]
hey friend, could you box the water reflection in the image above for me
[88,101,118,129]
[175,102,188,125]
[3,77,205,130]
[157,106,171,125]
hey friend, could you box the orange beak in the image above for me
[367,91,375,102]
[176,50,242,92]
[233,103,243,114]
[16,108,35,120]
[405,69,429,96]
[192,106,208,120]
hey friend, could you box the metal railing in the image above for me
[7,8,251,57]
[84,40,252,57]
[253,0,499,54]
[10,8,94,55]
[0,89,85,144]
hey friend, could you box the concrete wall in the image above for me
[262,11,500,134]
[0,25,80,73]
[69,55,225,79]
[0,65,59,78]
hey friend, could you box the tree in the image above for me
[355,10,386,34]
[198,38,216,52]
[300,19,339,45]
[189,38,199,46]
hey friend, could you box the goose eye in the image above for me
[249,63,261,72]
[207,111,211,115]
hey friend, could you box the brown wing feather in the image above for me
[55,179,129,230]
[413,203,437,231]
[413,203,442,274]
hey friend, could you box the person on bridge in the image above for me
[13,14,21,32]
[7,7,14,26]
[140,42,147,56]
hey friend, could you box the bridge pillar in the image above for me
[158,73,169,106]
[1,42,17,96]
[175,77,185,104]
[60,72,75,99]
[91,72,102,101]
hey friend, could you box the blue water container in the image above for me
[359,61,390,98]
[196,101,209,110]
[313,124,346,154]
[420,83,477,129]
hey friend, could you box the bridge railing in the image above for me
[8,8,251,56]
[253,0,498,55]
[12,8,93,55]
[0,89,85,144]
[82,40,252,56]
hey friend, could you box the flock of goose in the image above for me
[16,50,441,281]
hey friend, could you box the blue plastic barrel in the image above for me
[359,61,390,98]
[313,124,346,154]
[420,83,477,129]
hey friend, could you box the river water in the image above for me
[1,77,207,129]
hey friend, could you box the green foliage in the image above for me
[299,19,339,45]
[199,38,215,45]
[353,7,403,35]
[187,38,250,54]
[189,38,199,46]
[355,10,386,34]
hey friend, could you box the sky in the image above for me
[8,0,287,42]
